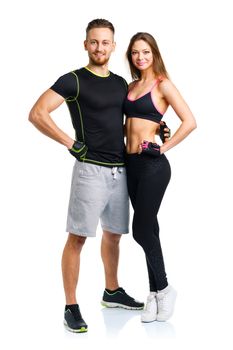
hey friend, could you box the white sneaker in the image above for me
[141,292,157,323]
[156,285,177,322]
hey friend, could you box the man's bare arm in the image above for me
[29,89,74,149]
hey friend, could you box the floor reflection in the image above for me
[142,320,176,338]
[101,307,176,338]
[101,307,141,336]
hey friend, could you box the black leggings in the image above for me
[126,153,171,292]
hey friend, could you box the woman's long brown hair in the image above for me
[126,32,169,80]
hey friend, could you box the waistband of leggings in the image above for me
[125,152,166,161]
[125,152,140,158]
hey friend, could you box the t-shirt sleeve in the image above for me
[50,72,78,100]
[122,78,128,90]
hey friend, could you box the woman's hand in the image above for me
[159,121,171,143]
[138,141,161,156]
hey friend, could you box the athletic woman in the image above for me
[124,32,197,322]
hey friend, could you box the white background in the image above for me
[1,0,233,349]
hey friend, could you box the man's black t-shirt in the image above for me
[50,67,128,167]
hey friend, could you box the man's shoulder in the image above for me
[111,71,125,80]
[54,68,85,84]
[110,72,128,87]
[72,67,86,73]
[67,67,84,76]
[55,69,79,80]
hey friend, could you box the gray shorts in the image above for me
[66,161,129,237]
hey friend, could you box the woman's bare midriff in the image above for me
[126,117,160,154]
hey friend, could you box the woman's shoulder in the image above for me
[157,77,175,94]
[157,76,170,85]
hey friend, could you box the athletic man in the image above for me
[29,19,169,333]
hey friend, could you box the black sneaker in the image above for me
[101,287,144,310]
[64,304,88,333]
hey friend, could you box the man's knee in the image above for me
[102,231,122,245]
[67,233,87,249]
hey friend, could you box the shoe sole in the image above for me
[101,300,144,310]
[64,320,88,333]
[141,318,157,323]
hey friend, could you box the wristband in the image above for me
[141,140,161,157]
[69,141,88,160]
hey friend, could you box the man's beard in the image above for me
[89,53,110,66]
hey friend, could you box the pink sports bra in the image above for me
[123,80,163,124]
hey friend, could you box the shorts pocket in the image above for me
[78,162,101,178]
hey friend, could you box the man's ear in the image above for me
[112,41,116,52]
[84,40,87,51]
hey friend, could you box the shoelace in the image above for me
[70,306,82,321]
[118,288,135,301]
[145,295,156,311]
[157,292,169,311]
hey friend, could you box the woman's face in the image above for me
[131,40,153,71]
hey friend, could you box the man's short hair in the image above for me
[86,19,115,36]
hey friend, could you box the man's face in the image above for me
[84,28,115,66]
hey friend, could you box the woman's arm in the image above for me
[158,79,197,154]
